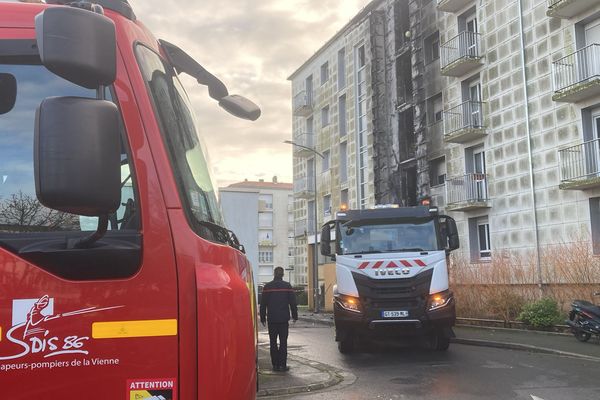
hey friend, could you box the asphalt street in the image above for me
[259,321,600,400]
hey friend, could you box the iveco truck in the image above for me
[320,205,459,353]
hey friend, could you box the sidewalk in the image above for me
[257,345,346,397]
[298,311,600,361]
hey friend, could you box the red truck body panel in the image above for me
[0,3,257,399]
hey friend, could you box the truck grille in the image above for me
[352,269,433,318]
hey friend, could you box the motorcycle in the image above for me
[566,292,600,342]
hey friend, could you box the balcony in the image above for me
[547,0,598,18]
[437,0,475,13]
[552,44,600,103]
[559,138,600,190]
[259,239,276,247]
[318,170,331,193]
[292,133,315,157]
[292,89,313,117]
[445,173,491,211]
[441,31,484,77]
[430,183,446,208]
[443,101,487,143]
[294,176,315,199]
[294,219,307,237]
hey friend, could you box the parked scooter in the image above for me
[566,292,600,342]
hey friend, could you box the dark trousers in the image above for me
[268,322,289,368]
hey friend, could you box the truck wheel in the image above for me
[432,334,450,351]
[338,336,355,354]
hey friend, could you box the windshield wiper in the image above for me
[390,248,426,252]
[195,220,230,243]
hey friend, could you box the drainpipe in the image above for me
[517,0,543,291]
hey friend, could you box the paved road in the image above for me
[260,321,600,400]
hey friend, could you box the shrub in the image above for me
[294,286,308,306]
[518,298,562,328]
[487,291,525,322]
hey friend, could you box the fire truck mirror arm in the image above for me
[159,39,261,121]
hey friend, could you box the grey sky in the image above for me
[129,0,371,186]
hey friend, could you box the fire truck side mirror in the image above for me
[0,73,17,115]
[35,7,116,89]
[320,225,332,256]
[35,97,121,217]
[446,218,460,251]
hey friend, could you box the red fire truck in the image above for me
[0,1,259,398]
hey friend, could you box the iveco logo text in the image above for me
[375,268,411,276]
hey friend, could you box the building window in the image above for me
[427,93,443,125]
[424,31,440,64]
[341,189,349,207]
[339,94,347,137]
[338,48,346,90]
[258,212,273,228]
[429,157,446,186]
[323,195,331,216]
[321,105,330,127]
[355,44,368,209]
[322,150,330,172]
[340,141,348,184]
[321,61,329,85]
[469,216,490,261]
[590,198,600,255]
[259,249,273,263]
[259,194,273,210]
[259,230,273,244]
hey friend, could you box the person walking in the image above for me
[260,266,298,372]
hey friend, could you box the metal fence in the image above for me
[441,31,482,69]
[443,101,485,136]
[559,138,600,182]
[552,44,600,92]
[446,173,488,205]
[293,176,315,194]
[292,89,313,114]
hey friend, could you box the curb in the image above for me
[257,349,345,397]
[451,338,600,362]
[456,323,572,337]
[299,315,600,362]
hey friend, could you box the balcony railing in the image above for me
[547,0,598,18]
[443,101,486,143]
[294,176,315,199]
[291,133,315,156]
[318,170,331,193]
[441,31,484,77]
[559,138,600,190]
[293,89,313,117]
[446,173,490,211]
[437,0,476,13]
[552,44,600,103]
[294,219,307,237]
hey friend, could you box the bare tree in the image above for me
[0,191,78,232]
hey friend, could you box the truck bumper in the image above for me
[334,297,456,340]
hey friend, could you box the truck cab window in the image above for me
[135,44,225,243]
[0,64,138,234]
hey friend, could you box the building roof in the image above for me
[287,0,384,81]
[225,180,293,191]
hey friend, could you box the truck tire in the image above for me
[432,334,450,351]
[338,336,355,354]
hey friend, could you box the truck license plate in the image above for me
[382,310,408,318]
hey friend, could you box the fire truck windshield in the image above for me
[339,219,440,255]
[135,44,227,243]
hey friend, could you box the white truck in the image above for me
[320,205,460,353]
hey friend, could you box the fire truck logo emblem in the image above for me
[0,295,123,361]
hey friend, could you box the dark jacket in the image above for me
[259,277,298,324]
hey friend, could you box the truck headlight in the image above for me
[428,290,453,311]
[335,294,362,313]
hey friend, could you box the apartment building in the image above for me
[436,0,600,267]
[219,178,295,285]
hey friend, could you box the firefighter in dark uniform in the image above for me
[260,266,298,372]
